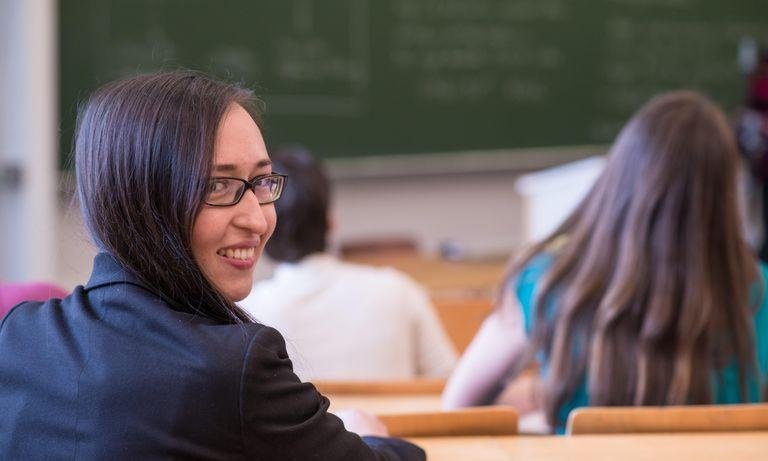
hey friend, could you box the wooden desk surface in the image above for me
[328,394,443,415]
[408,432,768,461]
[327,394,549,434]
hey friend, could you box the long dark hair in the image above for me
[507,91,760,427]
[75,70,261,323]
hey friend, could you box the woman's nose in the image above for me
[233,189,268,233]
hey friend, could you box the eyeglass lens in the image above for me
[205,175,284,206]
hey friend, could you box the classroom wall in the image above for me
[326,146,597,257]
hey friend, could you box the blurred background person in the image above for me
[240,146,458,381]
[443,91,768,434]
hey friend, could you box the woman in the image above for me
[0,71,424,460]
[443,91,768,433]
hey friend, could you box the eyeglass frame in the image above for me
[203,173,287,207]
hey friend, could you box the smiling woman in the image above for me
[0,71,425,461]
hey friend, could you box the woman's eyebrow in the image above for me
[213,159,272,173]
[212,164,237,173]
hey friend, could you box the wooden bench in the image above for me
[379,407,518,437]
[566,403,768,435]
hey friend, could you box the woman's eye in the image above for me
[208,179,231,195]
[253,177,270,190]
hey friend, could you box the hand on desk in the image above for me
[494,371,542,415]
[336,408,390,437]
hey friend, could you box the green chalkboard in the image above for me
[59,0,768,165]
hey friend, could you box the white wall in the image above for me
[332,172,522,255]
[0,0,58,283]
[514,156,606,243]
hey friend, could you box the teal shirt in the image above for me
[515,254,768,434]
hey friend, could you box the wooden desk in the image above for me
[328,394,443,415]
[327,394,549,434]
[408,432,768,460]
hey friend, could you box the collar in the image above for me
[84,252,146,292]
[83,253,227,325]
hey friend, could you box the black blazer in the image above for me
[0,254,425,461]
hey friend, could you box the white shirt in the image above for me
[240,253,458,381]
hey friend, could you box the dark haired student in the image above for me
[0,71,425,460]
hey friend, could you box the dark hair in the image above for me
[75,70,261,323]
[265,146,329,262]
[506,91,760,428]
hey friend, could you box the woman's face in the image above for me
[191,103,276,302]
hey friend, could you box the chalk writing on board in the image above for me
[58,0,768,162]
[590,13,766,140]
[390,0,567,105]
[267,0,370,115]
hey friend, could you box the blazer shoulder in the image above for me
[0,295,66,331]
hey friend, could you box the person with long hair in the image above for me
[442,90,768,433]
[0,71,424,460]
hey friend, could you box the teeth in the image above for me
[218,247,256,260]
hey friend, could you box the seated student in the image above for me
[240,146,458,381]
[0,281,67,319]
[0,71,424,460]
[442,90,768,434]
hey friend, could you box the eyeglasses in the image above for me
[204,173,287,206]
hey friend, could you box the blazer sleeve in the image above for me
[240,325,426,461]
